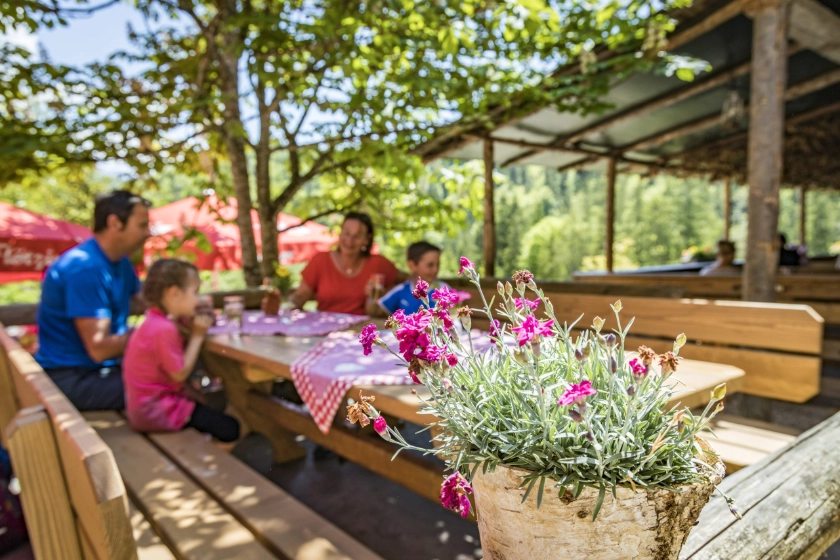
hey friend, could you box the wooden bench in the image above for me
[0,325,383,560]
[448,279,824,403]
[681,410,840,559]
[703,415,800,473]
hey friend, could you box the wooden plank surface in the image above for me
[206,334,745,424]
[150,428,385,560]
[571,273,840,304]
[0,350,19,447]
[6,406,83,560]
[704,416,799,473]
[681,411,840,559]
[623,334,821,403]
[128,500,176,560]
[85,412,276,560]
[1,328,138,560]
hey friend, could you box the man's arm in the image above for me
[74,318,129,364]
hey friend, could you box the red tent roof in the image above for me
[145,196,337,270]
[0,202,92,284]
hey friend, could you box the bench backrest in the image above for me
[572,272,840,302]
[455,285,824,403]
[0,326,137,560]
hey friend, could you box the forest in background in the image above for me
[379,162,840,279]
[2,159,839,304]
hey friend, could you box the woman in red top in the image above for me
[289,212,400,315]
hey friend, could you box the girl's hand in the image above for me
[191,314,214,337]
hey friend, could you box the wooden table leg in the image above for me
[201,352,307,463]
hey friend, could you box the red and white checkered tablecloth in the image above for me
[290,331,413,434]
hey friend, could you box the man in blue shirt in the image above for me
[37,190,151,410]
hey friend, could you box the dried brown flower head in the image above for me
[456,306,473,318]
[638,346,657,367]
[346,391,376,428]
[658,351,682,375]
[512,270,534,285]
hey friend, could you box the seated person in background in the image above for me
[37,191,151,411]
[777,233,801,267]
[371,241,449,317]
[124,259,239,443]
[699,240,740,277]
[289,212,401,315]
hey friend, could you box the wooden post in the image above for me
[743,0,789,302]
[799,186,807,246]
[724,178,732,241]
[605,158,617,273]
[483,139,496,277]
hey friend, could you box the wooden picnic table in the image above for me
[202,330,745,504]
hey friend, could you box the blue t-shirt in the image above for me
[378,280,450,316]
[36,238,140,369]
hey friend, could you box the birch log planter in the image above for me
[472,447,725,560]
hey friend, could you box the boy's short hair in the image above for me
[407,241,441,264]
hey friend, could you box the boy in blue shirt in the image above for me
[375,241,450,316]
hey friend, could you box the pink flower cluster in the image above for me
[431,285,460,309]
[393,308,457,374]
[511,315,554,347]
[558,380,597,406]
[440,472,473,518]
[358,324,378,356]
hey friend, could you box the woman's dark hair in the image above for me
[143,259,199,313]
[93,190,151,233]
[407,241,441,264]
[343,212,375,256]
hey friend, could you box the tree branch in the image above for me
[277,201,360,234]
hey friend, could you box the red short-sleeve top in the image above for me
[301,252,399,315]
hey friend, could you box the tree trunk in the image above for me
[217,3,261,288]
[743,0,789,302]
[255,140,278,280]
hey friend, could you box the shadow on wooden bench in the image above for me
[0,324,383,560]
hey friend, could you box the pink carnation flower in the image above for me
[374,416,388,436]
[419,344,445,363]
[458,256,474,275]
[395,310,432,360]
[446,353,458,367]
[511,315,554,346]
[358,324,378,356]
[513,297,540,310]
[489,319,501,344]
[432,285,460,310]
[629,358,647,378]
[440,472,473,518]
[412,279,429,300]
[558,380,598,406]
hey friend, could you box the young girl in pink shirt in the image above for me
[124,259,240,442]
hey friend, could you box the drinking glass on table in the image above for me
[223,295,245,338]
[197,294,215,324]
[369,273,385,302]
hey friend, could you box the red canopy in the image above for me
[0,202,92,284]
[145,196,337,270]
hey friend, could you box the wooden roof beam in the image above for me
[786,0,840,64]
[609,65,840,156]
[416,0,747,164]
[665,98,840,162]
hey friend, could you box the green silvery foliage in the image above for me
[368,267,727,520]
